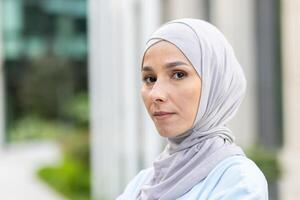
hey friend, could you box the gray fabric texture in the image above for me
[138,18,247,200]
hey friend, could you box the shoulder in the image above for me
[207,155,269,199]
[177,155,268,200]
[116,167,153,199]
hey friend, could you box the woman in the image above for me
[117,18,268,200]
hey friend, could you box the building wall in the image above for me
[280,0,300,199]
[2,0,87,60]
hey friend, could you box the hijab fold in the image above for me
[138,19,247,200]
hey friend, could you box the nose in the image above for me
[149,79,168,103]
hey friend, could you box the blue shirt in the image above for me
[117,155,268,199]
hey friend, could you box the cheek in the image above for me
[175,84,200,119]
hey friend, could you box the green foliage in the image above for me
[38,131,91,200]
[246,147,281,183]
[12,91,91,198]
[8,115,73,142]
[18,57,74,119]
[63,92,89,128]
[8,92,89,142]
[38,156,90,200]
[60,131,90,168]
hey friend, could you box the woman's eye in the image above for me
[173,71,186,79]
[143,76,157,84]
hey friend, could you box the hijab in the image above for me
[138,18,247,200]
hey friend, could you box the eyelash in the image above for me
[142,71,187,84]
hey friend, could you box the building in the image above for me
[1,0,88,142]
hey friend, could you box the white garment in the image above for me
[117,156,268,200]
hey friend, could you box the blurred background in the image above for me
[0,0,299,200]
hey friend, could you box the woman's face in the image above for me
[141,41,201,138]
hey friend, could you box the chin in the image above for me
[156,127,181,138]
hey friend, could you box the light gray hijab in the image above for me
[138,19,247,200]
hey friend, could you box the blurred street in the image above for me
[0,142,65,200]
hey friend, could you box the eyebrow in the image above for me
[142,61,189,71]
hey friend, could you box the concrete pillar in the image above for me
[139,0,163,167]
[162,0,207,21]
[88,0,122,199]
[0,0,5,148]
[210,0,257,148]
[280,0,300,199]
[119,0,139,187]
[255,0,282,149]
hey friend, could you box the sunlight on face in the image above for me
[141,41,201,138]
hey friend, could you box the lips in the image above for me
[153,111,175,120]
